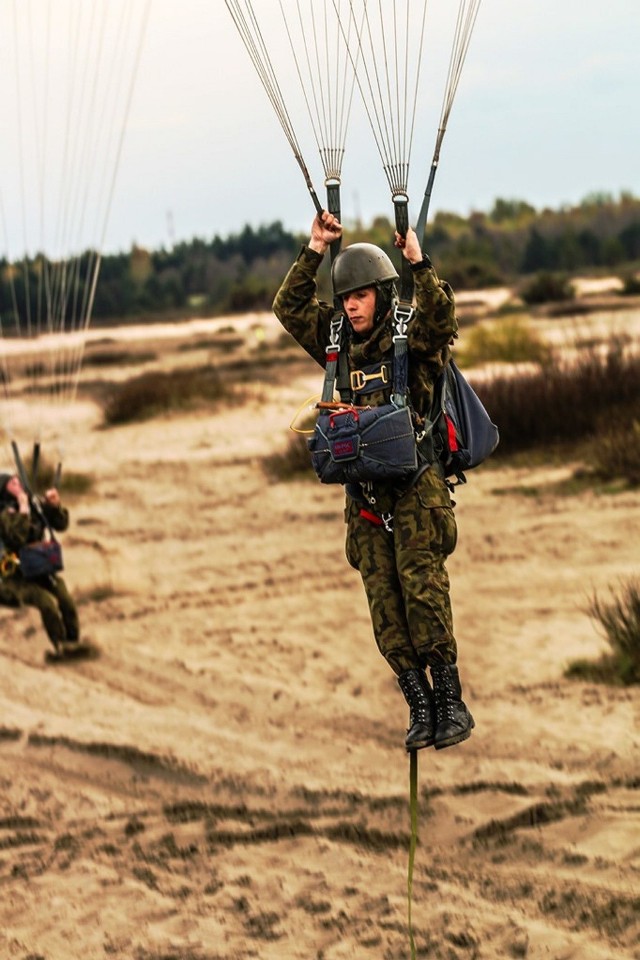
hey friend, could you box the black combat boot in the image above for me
[397,669,436,751]
[431,664,474,750]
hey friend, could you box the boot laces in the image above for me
[433,673,457,722]
[401,672,430,724]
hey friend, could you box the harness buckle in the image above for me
[327,314,344,352]
[349,364,389,392]
[392,301,414,339]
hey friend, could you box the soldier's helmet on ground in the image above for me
[331,243,399,297]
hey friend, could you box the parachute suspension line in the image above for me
[225,0,323,215]
[333,1,427,295]
[415,0,482,243]
[277,0,360,261]
[280,0,358,187]
[46,2,149,410]
[334,0,428,202]
[0,1,150,472]
[65,0,152,409]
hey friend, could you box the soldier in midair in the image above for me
[273,211,474,751]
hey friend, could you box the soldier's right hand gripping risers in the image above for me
[309,210,342,257]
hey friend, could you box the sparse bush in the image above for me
[20,453,94,497]
[83,349,157,367]
[262,434,313,481]
[566,579,640,685]
[519,271,575,305]
[479,339,640,455]
[102,366,227,425]
[74,583,117,605]
[178,336,244,353]
[589,419,640,486]
[458,316,552,367]
[619,270,640,296]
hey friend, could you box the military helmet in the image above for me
[331,243,399,297]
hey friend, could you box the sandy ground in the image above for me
[0,309,639,960]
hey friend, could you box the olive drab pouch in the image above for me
[19,539,64,579]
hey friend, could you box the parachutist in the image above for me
[273,218,474,752]
[0,473,80,658]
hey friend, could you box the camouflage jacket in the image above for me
[0,500,69,553]
[272,245,458,419]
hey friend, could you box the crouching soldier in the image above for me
[0,472,80,656]
[273,211,474,751]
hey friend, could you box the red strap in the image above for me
[359,508,384,526]
[326,351,339,363]
[445,414,459,452]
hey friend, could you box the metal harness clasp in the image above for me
[350,364,389,392]
[392,301,414,340]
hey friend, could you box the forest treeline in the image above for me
[2,192,640,327]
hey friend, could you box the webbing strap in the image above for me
[319,311,410,406]
[321,314,347,403]
[408,749,418,960]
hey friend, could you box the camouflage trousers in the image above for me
[0,574,79,647]
[344,468,458,675]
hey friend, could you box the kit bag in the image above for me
[430,358,499,483]
[19,538,64,579]
[308,309,419,485]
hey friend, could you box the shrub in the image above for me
[619,270,640,296]
[589,419,640,487]
[177,336,245,353]
[262,434,313,481]
[566,579,640,685]
[519,271,575,305]
[102,366,227,425]
[19,453,94,496]
[458,316,552,367]
[479,340,640,456]
[83,349,157,367]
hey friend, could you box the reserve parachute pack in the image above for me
[308,309,499,487]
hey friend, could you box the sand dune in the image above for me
[0,315,638,960]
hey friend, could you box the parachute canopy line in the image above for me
[332,1,428,209]
[228,0,483,294]
[279,0,362,260]
[225,1,321,211]
[332,0,429,298]
[225,0,360,261]
[0,0,150,477]
[414,0,482,244]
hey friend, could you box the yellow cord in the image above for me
[289,394,324,435]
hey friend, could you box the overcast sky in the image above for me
[3,0,639,255]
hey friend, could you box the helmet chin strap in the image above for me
[374,280,397,325]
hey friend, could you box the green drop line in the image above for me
[408,749,418,960]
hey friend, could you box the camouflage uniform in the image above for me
[273,246,459,675]
[0,490,79,649]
